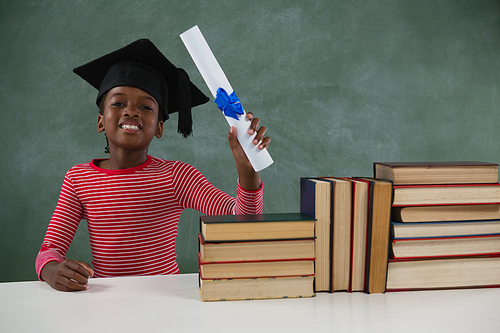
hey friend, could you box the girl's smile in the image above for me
[119,121,142,132]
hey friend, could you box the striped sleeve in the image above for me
[35,172,84,280]
[235,180,263,215]
[171,161,263,216]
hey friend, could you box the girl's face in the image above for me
[97,86,163,154]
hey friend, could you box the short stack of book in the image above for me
[198,213,316,301]
[300,176,393,294]
[374,161,500,291]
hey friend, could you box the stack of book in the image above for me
[300,177,393,294]
[374,161,500,291]
[198,213,316,301]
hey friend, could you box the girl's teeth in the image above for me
[122,124,139,130]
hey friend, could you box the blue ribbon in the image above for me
[214,88,244,120]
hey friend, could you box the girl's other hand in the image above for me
[41,259,94,292]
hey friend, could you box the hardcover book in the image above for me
[390,235,500,259]
[199,254,315,279]
[386,255,500,291]
[200,213,315,242]
[300,177,333,292]
[374,161,499,185]
[199,275,316,301]
[390,220,500,239]
[392,204,500,222]
[199,234,316,262]
[343,178,370,292]
[320,177,352,292]
[392,183,500,207]
[356,178,393,294]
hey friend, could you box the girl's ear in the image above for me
[97,115,105,133]
[155,121,164,138]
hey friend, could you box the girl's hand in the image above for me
[227,112,271,191]
[246,112,271,151]
[41,259,94,292]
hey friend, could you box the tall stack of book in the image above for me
[198,213,316,301]
[374,161,500,291]
[300,177,392,294]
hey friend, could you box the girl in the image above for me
[35,39,270,291]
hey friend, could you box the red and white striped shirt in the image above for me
[35,155,263,278]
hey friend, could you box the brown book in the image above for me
[200,213,315,242]
[392,183,500,207]
[386,256,500,291]
[343,178,370,292]
[300,177,332,292]
[199,254,315,279]
[391,235,500,259]
[199,276,316,301]
[321,177,352,292]
[390,220,500,239]
[392,204,500,222]
[199,234,316,262]
[358,178,393,294]
[374,161,499,185]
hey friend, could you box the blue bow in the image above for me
[214,88,244,120]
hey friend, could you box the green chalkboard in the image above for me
[1,0,500,282]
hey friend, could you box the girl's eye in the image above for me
[141,105,153,111]
[111,102,125,107]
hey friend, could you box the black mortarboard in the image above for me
[73,39,209,137]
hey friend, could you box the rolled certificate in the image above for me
[180,25,274,172]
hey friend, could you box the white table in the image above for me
[1,273,499,333]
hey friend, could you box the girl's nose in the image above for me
[123,104,140,117]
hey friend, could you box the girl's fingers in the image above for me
[244,112,271,149]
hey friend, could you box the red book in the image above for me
[198,253,315,279]
[340,178,371,293]
[352,178,393,294]
[374,161,499,185]
[198,234,316,263]
[386,255,500,291]
[198,253,316,301]
[392,183,500,207]
[320,177,352,292]
[392,204,500,222]
[390,234,500,259]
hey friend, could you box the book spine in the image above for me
[349,180,356,293]
[363,180,375,293]
[300,178,316,218]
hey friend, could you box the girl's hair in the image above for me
[98,93,106,115]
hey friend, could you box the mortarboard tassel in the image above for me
[177,68,193,138]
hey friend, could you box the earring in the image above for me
[104,134,110,154]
